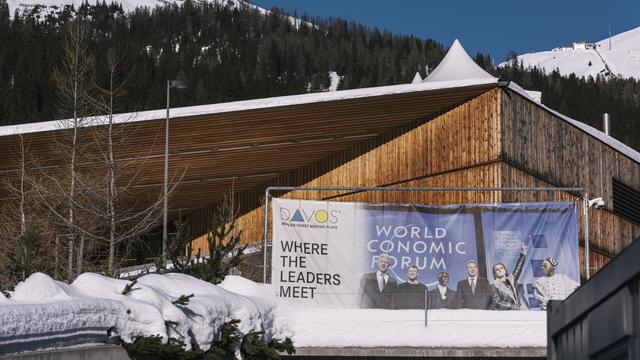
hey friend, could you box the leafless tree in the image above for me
[42,45,183,276]
[81,48,183,274]
[0,134,57,285]
[46,16,96,279]
[0,135,31,284]
[11,19,183,283]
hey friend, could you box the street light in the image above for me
[163,79,186,270]
[585,196,605,280]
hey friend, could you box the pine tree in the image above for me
[15,223,41,280]
[115,318,294,360]
[170,198,245,284]
[168,211,193,272]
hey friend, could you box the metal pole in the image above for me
[424,289,428,327]
[162,80,170,269]
[263,188,270,283]
[584,192,590,280]
[263,186,585,193]
[602,113,611,135]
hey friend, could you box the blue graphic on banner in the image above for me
[359,205,478,288]
[354,202,578,310]
[480,202,579,309]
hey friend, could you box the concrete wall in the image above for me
[0,345,130,360]
[0,345,546,359]
[548,237,640,359]
[289,346,545,358]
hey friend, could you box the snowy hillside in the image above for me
[5,0,306,26]
[499,26,640,79]
[7,0,240,16]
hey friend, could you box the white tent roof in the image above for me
[411,72,423,84]
[424,39,495,82]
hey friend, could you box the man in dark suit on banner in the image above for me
[428,271,457,309]
[392,265,427,309]
[358,254,397,308]
[455,260,491,309]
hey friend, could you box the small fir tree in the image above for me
[115,318,294,360]
[241,331,295,360]
[172,293,194,306]
[15,223,41,280]
[173,198,246,284]
[169,211,193,272]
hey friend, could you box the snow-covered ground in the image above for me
[499,26,640,79]
[285,307,545,348]
[0,272,546,355]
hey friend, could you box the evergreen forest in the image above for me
[0,1,639,150]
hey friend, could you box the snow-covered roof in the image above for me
[424,39,495,82]
[0,77,497,137]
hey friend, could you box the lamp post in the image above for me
[163,79,186,269]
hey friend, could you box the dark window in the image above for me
[612,179,640,226]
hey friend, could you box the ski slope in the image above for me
[500,26,640,79]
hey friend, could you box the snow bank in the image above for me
[0,272,287,355]
[70,273,170,345]
[70,273,280,351]
[136,273,270,350]
[219,275,292,341]
[1,272,547,355]
[0,273,125,355]
[12,273,76,303]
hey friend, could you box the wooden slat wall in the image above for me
[499,162,640,278]
[200,162,504,254]
[0,85,495,211]
[190,88,502,250]
[192,87,640,279]
[501,89,640,275]
[501,89,640,211]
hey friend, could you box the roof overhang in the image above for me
[0,79,498,212]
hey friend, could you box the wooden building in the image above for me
[0,40,638,283]
[189,40,640,281]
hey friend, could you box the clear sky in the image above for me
[251,0,639,64]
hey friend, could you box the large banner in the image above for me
[271,199,579,310]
